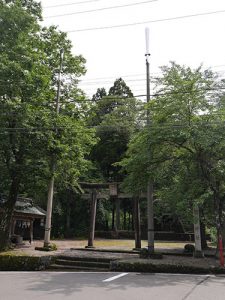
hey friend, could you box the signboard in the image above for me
[109,183,118,196]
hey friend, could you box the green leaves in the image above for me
[120,62,225,225]
[0,0,95,196]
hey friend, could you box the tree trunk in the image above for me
[193,204,204,258]
[0,175,21,251]
[66,202,71,238]
[200,222,208,249]
[65,191,72,238]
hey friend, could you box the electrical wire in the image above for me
[65,9,225,33]
[43,0,103,9]
[1,120,225,134]
[44,0,157,18]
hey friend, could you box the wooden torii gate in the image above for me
[79,182,142,250]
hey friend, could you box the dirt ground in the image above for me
[8,239,223,271]
[13,239,194,255]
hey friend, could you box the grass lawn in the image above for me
[48,239,194,250]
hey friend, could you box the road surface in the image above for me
[1,272,225,300]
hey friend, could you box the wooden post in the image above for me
[193,204,204,258]
[10,219,16,237]
[111,198,115,230]
[115,197,120,231]
[30,220,33,244]
[133,197,141,249]
[86,189,97,248]
[123,206,126,230]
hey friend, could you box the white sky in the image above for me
[40,0,225,98]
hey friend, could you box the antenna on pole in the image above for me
[145,27,150,56]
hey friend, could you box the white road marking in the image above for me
[103,272,129,282]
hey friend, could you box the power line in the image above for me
[1,120,225,134]
[43,0,103,9]
[79,78,147,86]
[66,9,225,33]
[0,86,225,108]
[44,0,157,18]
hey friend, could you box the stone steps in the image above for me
[48,264,109,272]
[47,255,111,272]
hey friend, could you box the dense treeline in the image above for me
[1,0,225,250]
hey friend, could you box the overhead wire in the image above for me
[2,119,225,134]
[43,0,104,9]
[0,85,225,99]
[44,0,158,18]
[65,9,225,33]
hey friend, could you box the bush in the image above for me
[0,255,52,271]
[184,244,195,253]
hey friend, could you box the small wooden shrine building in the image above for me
[0,196,46,244]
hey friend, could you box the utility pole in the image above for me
[145,28,154,255]
[44,48,64,247]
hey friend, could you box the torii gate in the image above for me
[79,182,142,250]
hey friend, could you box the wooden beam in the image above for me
[115,198,120,231]
[79,182,112,189]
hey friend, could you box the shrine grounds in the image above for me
[0,239,224,274]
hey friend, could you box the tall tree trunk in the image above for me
[65,191,72,238]
[0,175,21,251]
[200,222,208,249]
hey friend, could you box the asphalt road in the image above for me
[1,272,225,300]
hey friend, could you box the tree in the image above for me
[92,88,107,102]
[120,62,225,246]
[0,0,95,250]
[108,78,134,98]
[89,78,140,181]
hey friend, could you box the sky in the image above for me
[40,0,225,99]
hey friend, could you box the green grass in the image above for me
[50,239,193,250]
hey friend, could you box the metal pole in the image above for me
[44,49,64,247]
[145,28,154,255]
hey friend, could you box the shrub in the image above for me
[184,244,195,253]
[0,255,52,271]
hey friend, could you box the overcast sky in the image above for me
[40,0,225,98]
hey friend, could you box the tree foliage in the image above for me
[120,62,225,240]
[0,0,95,250]
[89,78,140,181]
